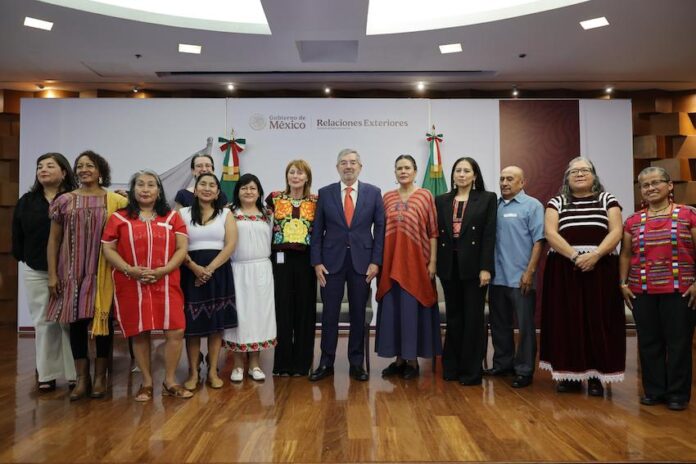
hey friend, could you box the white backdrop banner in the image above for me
[16,97,632,329]
[225,98,430,194]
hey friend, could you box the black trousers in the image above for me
[272,250,317,375]
[441,260,487,383]
[70,318,112,360]
[488,285,537,376]
[632,292,695,402]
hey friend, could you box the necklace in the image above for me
[139,210,155,222]
[648,204,671,214]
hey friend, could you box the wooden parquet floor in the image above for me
[0,328,695,463]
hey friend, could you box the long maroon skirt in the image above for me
[539,252,626,383]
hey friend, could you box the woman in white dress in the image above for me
[224,174,277,381]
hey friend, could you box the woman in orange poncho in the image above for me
[375,155,441,379]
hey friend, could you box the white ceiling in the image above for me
[0,0,695,93]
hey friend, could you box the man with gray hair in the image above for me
[309,149,385,381]
[485,166,544,388]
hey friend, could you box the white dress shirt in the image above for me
[340,180,359,209]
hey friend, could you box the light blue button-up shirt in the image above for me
[492,190,545,288]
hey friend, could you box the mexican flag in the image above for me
[219,132,246,203]
[422,126,448,196]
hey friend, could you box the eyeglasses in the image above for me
[639,180,669,190]
[568,168,592,176]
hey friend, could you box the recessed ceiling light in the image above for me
[24,16,53,31]
[36,0,270,34]
[132,87,139,93]
[179,43,202,54]
[580,16,609,30]
[324,87,331,94]
[512,87,519,97]
[227,83,235,90]
[416,82,426,91]
[367,0,590,35]
[439,43,462,54]
[605,86,613,94]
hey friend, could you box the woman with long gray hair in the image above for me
[539,157,625,397]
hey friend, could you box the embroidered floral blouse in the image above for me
[265,191,318,251]
[624,204,696,294]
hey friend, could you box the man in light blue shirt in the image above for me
[484,166,544,388]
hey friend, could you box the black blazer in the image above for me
[435,189,497,281]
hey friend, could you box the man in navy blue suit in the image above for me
[309,148,385,381]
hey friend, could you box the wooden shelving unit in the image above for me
[0,111,19,327]
[632,94,696,208]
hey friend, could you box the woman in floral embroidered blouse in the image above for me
[619,166,696,411]
[265,160,318,376]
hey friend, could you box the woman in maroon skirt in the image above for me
[540,157,625,396]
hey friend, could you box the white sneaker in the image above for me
[248,367,266,381]
[230,367,244,382]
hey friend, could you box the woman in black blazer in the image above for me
[435,157,497,385]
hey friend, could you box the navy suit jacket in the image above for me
[310,181,385,274]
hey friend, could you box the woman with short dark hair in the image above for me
[224,174,277,382]
[174,154,228,208]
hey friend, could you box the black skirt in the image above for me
[181,249,237,336]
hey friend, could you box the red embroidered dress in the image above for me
[101,210,188,337]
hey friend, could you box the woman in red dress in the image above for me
[101,170,192,401]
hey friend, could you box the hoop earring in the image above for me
[98,176,103,185]
[472,183,476,191]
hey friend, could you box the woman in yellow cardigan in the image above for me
[47,150,127,401]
